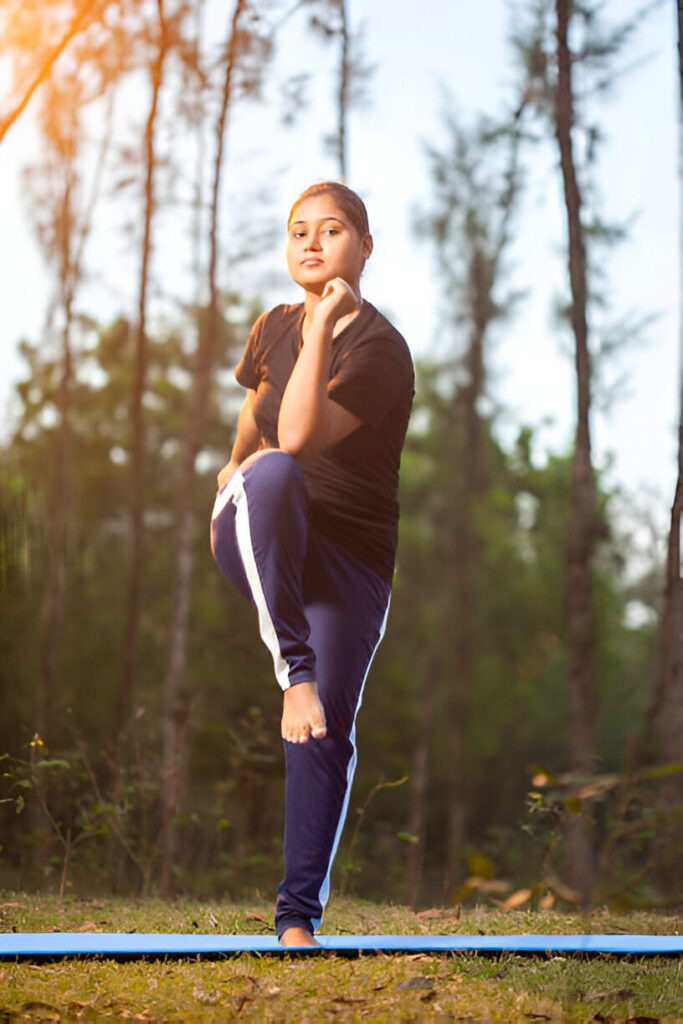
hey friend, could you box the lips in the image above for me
[300,259,323,266]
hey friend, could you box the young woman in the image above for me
[210,181,414,946]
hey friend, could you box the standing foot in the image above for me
[279,927,320,947]
[281,681,327,743]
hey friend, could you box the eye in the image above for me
[290,226,339,239]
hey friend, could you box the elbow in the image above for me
[278,425,322,458]
[277,425,305,457]
[278,406,330,458]
[278,434,315,458]
[278,440,304,458]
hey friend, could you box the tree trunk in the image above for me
[159,0,247,895]
[652,0,683,781]
[37,498,65,742]
[113,0,167,797]
[444,325,484,897]
[406,650,437,908]
[555,0,598,902]
[36,164,77,742]
[655,485,683,776]
[648,4,683,895]
[34,144,81,859]
[336,0,349,182]
[439,112,524,898]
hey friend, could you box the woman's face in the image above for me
[285,194,371,295]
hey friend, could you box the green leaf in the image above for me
[467,852,496,878]
[397,831,419,844]
[641,761,683,781]
[15,795,25,815]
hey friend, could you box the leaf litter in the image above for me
[0,895,681,1020]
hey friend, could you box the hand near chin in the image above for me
[318,277,360,325]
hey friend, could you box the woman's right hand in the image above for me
[217,460,239,490]
[316,276,360,327]
[216,448,274,490]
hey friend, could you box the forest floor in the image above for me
[0,893,681,1021]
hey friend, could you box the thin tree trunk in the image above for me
[648,5,683,895]
[406,651,437,908]
[37,514,64,740]
[0,0,106,145]
[440,114,524,899]
[652,1,683,781]
[36,90,111,743]
[555,0,598,902]
[336,0,349,182]
[444,326,484,898]
[113,0,167,794]
[36,163,77,741]
[159,0,246,895]
[34,148,81,859]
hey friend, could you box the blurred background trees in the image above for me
[0,0,679,910]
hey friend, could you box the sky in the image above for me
[0,0,678,545]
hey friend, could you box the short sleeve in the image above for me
[327,336,414,428]
[234,311,267,389]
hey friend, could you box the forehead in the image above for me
[289,194,346,226]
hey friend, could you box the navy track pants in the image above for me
[210,450,392,937]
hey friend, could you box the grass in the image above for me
[0,893,681,1021]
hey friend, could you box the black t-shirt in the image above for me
[234,298,415,583]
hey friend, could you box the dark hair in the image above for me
[287,181,370,239]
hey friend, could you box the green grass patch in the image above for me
[0,893,681,1020]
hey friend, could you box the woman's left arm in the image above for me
[278,280,362,457]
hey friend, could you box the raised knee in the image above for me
[243,449,305,497]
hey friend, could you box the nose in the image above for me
[304,233,322,252]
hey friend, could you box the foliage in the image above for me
[521,759,683,909]
[0,285,667,911]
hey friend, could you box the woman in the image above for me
[210,181,414,946]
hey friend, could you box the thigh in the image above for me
[210,486,252,599]
[303,529,391,735]
[210,451,304,602]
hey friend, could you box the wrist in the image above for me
[310,308,336,336]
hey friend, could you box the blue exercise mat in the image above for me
[1,932,681,957]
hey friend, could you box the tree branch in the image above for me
[0,0,106,145]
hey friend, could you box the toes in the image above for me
[312,710,327,739]
[282,726,312,744]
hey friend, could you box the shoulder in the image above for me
[247,302,303,351]
[248,302,302,331]
[363,302,412,358]
[259,302,303,327]
[351,301,414,378]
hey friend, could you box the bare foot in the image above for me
[281,682,327,743]
[279,926,320,947]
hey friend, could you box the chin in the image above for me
[294,276,325,293]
